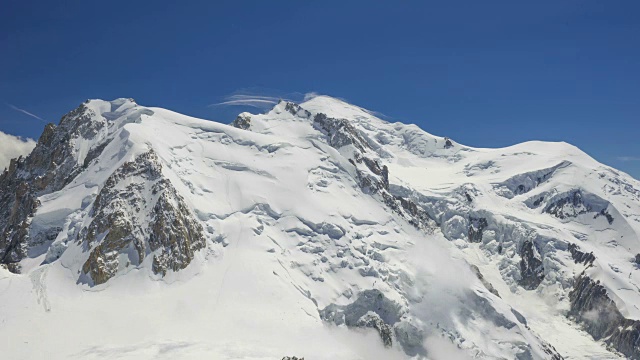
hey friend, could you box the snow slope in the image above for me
[1,96,640,359]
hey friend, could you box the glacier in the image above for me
[1,95,640,359]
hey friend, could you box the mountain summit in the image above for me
[1,95,640,359]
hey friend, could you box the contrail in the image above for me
[7,103,47,123]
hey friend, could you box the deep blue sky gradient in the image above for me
[1,1,639,178]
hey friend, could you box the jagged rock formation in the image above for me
[79,151,205,285]
[231,113,252,130]
[468,216,488,242]
[518,240,545,290]
[313,113,369,153]
[543,189,612,223]
[569,274,640,359]
[444,137,453,149]
[2,95,640,359]
[320,289,402,348]
[568,243,596,266]
[471,264,501,297]
[0,99,158,272]
[0,101,135,271]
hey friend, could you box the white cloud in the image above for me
[208,90,395,121]
[0,131,36,171]
[7,103,46,123]
[209,90,318,110]
[209,94,283,109]
[618,156,640,162]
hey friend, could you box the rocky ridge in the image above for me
[1,95,640,359]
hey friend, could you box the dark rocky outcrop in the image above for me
[470,264,500,297]
[444,137,453,149]
[357,312,394,347]
[542,189,615,228]
[532,196,545,208]
[545,190,587,219]
[464,192,473,202]
[468,217,488,243]
[320,289,402,348]
[0,102,114,271]
[518,240,545,290]
[542,189,612,222]
[0,163,40,270]
[594,208,614,225]
[231,113,251,130]
[313,113,369,153]
[569,273,640,359]
[284,101,311,118]
[80,150,206,285]
[307,106,436,232]
[567,243,595,266]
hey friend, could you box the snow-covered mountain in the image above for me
[1,95,640,359]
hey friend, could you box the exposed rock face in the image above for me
[0,161,40,270]
[569,274,640,359]
[355,155,435,232]
[468,217,488,243]
[519,240,545,290]
[545,190,589,219]
[357,312,394,347]
[80,150,206,285]
[284,101,311,118]
[313,110,436,232]
[471,264,500,297]
[0,102,115,271]
[231,113,252,130]
[542,189,611,223]
[444,137,453,149]
[313,113,369,153]
[594,208,614,225]
[320,289,403,348]
[568,243,595,266]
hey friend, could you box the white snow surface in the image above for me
[2,95,640,359]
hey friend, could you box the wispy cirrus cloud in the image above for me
[617,156,640,162]
[7,103,47,123]
[208,88,319,111]
[208,94,285,109]
[208,89,392,121]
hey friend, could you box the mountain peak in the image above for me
[2,96,640,359]
[301,95,380,122]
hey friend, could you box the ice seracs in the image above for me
[1,94,640,359]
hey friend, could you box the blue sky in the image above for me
[1,1,639,178]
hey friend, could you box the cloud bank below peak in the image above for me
[0,131,36,171]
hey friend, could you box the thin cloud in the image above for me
[209,89,313,111]
[208,90,393,121]
[617,156,640,162]
[209,94,286,109]
[7,103,47,123]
